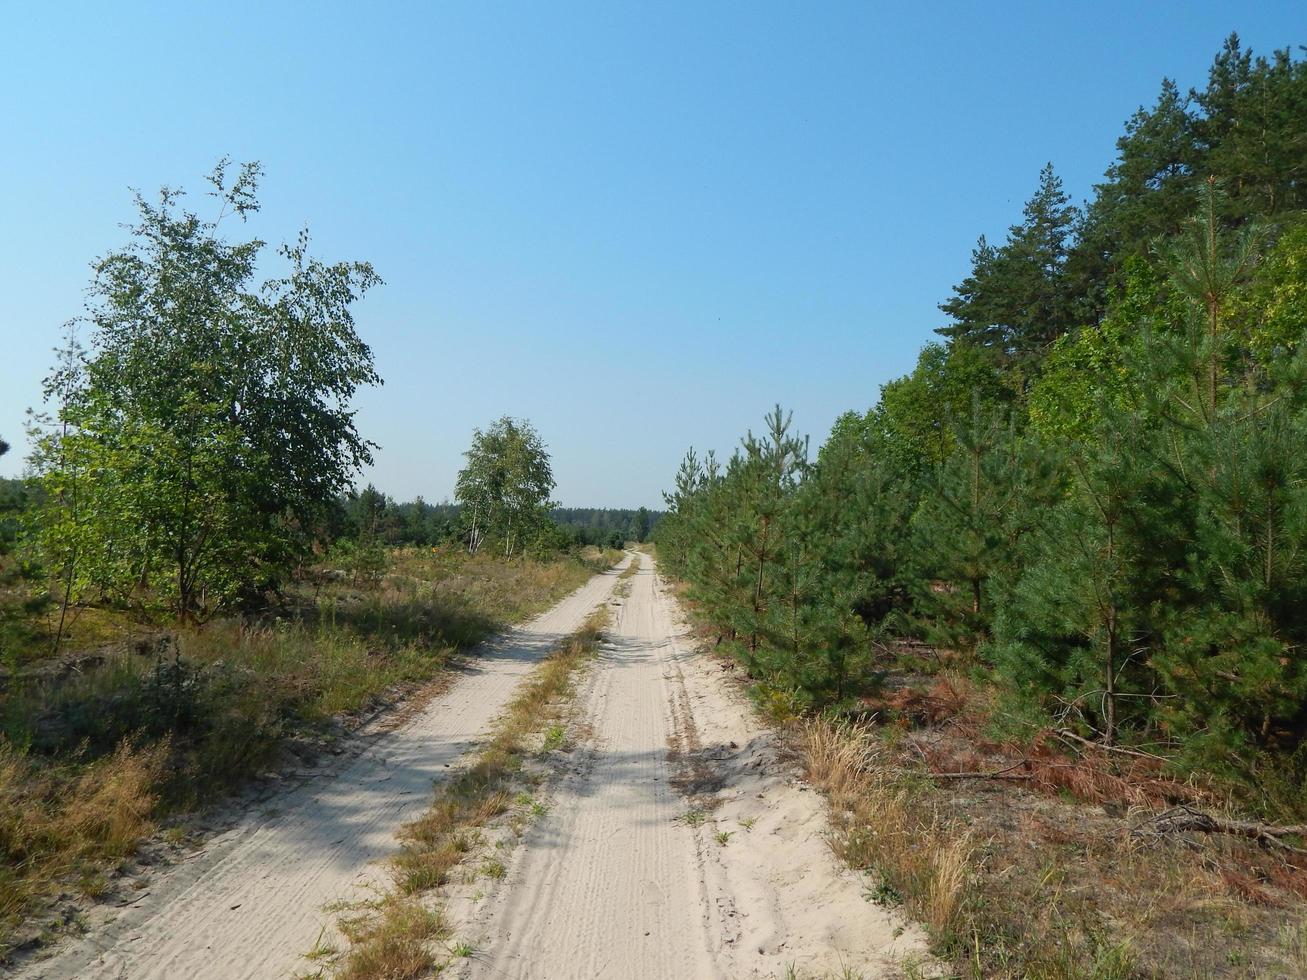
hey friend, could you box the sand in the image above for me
[457,556,928,979]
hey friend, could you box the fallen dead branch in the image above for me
[925,769,1034,781]
[1132,805,1307,855]
[919,757,1034,781]
[1051,728,1169,763]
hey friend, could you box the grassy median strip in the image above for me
[324,601,614,980]
[617,553,641,582]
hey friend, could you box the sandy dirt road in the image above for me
[14,559,628,980]
[458,556,928,979]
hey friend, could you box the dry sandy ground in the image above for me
[12,560,629,980]
[454,557,928,980]
[15,554,930,979]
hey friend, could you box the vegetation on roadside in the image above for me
[617,553,641,584]
[658,32,1307,812]
[658,34,1307,978]
[24,160,381,628]
[0,548,606,960]
[321,604,612,979]
[797,713,1307,978]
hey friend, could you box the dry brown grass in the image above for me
[0,738,169,946]
[326,605,610,978]
[797,704,1307,978]
[798,719,972,935]
[384,547,605,625]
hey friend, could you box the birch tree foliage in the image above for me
[454,417,555,556]
[25,160,382,621]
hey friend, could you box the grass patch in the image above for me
[325,604,610,978]
[0,738,170,941]
[334,894,448,980]
[799,720,971,939]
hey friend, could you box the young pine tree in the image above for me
[993,419,1167,746]
[910,398,1052,654]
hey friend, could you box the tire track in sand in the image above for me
[460,555,929,980]
[15,559,629,980]
[464,556,719,980]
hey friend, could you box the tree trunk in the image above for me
[1105,612,1118,747]
[751,517,771,655]
[1104,521,1118,747]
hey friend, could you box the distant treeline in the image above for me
[335,487,660,550]
[0,472,661,561]
[551,507,661,546]
[0,477,26,554]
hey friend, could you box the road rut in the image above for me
[460,556,927,979]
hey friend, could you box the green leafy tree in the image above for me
[1027,256,1183,440]
[1237,217,1307,362]
[863,342,1010,475]
[454,417,555,557]
[25,160,381,621]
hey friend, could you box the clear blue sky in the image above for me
[1,2,1301,508]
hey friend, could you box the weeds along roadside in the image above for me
[779,701,1307,979]
[319,566,633,980]
[0,548,617,961]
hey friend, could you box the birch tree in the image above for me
[25,160,382,621]
[454,417,555,556]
